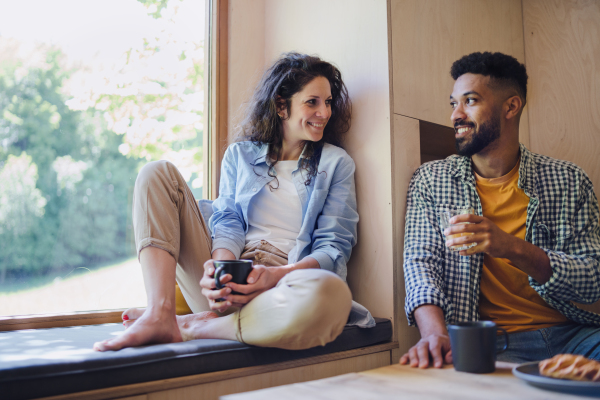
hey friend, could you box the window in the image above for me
[0,0,208,317]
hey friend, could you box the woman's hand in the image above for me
[223,265,284,307]
[200,259,235,313]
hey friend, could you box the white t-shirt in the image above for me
[245,160,302,255]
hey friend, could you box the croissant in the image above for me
[539,354,600,382]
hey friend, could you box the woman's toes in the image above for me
[122,307,145,322]
[93,340,110,352]
[123,320,135,329]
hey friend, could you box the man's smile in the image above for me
[455,124,474,138]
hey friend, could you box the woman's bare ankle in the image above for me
[178,312,237,342]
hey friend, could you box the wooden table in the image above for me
[221,362,597,399]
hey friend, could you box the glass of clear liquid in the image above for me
[438,208,477,252]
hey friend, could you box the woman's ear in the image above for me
[276,96,287,119]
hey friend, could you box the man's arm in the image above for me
[400,305,452,368]
[444,214,552,283]
[402,168,454,367]
[446,177,600,301]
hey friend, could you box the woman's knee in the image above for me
[135,160,177,189]
[238,270,352,349]
[283,270,352,325]
[308,270,352,309]
[286,269,351,303]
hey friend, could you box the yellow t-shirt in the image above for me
[475,161,568,333]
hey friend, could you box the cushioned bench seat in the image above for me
[0,318,392,400]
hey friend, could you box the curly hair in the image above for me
[450,52,528,106]
[238,52,352,186]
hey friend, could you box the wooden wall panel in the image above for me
[391,114,422,353]
[523,0,600,314]
[390,0,530,147]
[523,0,600,198]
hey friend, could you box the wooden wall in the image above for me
[524,0,600,313]
[523,0,600,199]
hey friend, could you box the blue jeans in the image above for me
[496,323,600,363]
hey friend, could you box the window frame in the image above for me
[0,0,228,332]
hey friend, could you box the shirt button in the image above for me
[252,188,257,192]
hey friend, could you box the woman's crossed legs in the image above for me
[94,161,351,351]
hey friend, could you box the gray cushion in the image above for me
[0,318,391,400]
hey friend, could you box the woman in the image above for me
[94,53,363,352]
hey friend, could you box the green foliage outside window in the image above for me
[0,0,204,287]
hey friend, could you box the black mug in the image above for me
[448,321,509,373]
[213,260,254,299]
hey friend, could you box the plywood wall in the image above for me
[523,0,600,199]
[391,114,423,353]
[227,0,266,143]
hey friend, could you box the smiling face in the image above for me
[450,73,502,157]
[280,76,332,148]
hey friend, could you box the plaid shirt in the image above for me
[403,144,600,327]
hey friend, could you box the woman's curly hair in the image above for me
[238,52,352,186]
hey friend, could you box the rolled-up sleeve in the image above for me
[209,147,246,258]
[403,168,450,326]
[309,155,358,278]
[531,180,600,305]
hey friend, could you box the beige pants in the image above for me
[133,160,352,350]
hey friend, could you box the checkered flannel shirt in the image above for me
[403,144,600,327]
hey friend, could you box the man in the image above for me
[400,52,600,368]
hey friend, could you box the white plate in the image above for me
[513,362,600,397]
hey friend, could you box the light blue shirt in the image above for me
[209,141,358,281]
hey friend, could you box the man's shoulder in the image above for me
[413,154,465,182]
[526,148,593,185]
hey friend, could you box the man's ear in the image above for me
[504,95,523,121]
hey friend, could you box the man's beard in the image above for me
[455,115,501,157]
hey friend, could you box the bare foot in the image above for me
[177,311,220,341]
[93,308,182,351]
[122,307,145,329]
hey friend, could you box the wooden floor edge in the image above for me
[39,342,399,400]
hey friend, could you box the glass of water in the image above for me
[438,208,477,252]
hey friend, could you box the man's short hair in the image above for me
[450,52,528,106]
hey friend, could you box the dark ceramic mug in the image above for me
[448,321,509,373]
[213,260,254,301]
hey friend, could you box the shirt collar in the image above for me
[517,143,537,198]
[251,142,310,168]
[452,143,535,194]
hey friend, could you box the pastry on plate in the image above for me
[539,354,600,382]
